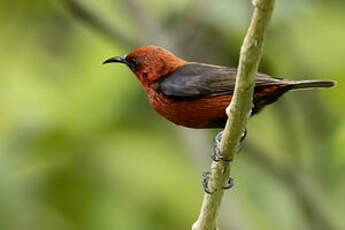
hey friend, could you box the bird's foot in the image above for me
[202,171,234,194]
[202,171,212,194]
[223,176,234,190]
[212,131,231,161]
[211,129,247,161]
[212,129,248,161]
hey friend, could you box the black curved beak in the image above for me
[103,56,127,64]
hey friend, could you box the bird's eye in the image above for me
[127,57,140,69]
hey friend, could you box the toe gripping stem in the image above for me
[204,129,245,193]
[211,129,247,162]
[202,171,234,194]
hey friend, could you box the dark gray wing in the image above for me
[156,63,288,98]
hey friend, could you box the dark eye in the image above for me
[127,57,139,69]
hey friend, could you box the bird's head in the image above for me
[103,46,186,86]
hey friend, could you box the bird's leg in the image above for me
[202,171,234,193]
[211,129,247,161]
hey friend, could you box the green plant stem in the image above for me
[192,1,275,229]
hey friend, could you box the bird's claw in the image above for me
[212,131,232,161]
[202,171,212,194]
[202,171,234,194]
[223,176,234,190]
[211,129,247,161]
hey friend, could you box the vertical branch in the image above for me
[192,1,275,229]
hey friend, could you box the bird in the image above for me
[103,45,336,130]
[104,45,336,193]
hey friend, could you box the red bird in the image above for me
[104,45,335,129]
[104,45,335,192]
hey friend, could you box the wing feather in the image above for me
[156,63,288,98]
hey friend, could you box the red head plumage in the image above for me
[105,46,187,87]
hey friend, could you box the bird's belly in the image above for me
[148,91,231,128]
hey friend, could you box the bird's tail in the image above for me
[289,80,336,91]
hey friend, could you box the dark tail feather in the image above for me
[252,79,335,115]
[289,80,336,90]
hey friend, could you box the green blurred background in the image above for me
[0,0,344,229]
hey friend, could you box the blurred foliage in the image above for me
[0,0,344,229]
